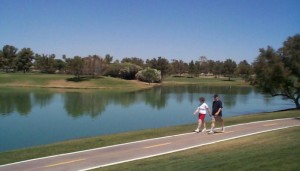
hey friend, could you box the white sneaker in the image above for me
[221,128,225,132]
[201,128,207,132]
[208,130,214,134]
[194,129,200,133]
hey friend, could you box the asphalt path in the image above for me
[0,117,299,171]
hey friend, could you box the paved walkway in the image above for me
[0,117,299,171]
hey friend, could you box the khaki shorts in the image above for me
[212,115,222,122]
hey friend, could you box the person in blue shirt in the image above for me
[208,94,225,133]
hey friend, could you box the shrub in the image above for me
[103,63,142,80]
[135,67,161,83]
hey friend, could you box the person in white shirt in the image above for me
[193,97,211,133]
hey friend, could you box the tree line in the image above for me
[0,46,253,81]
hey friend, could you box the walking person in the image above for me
[208,94,225,134]
[193,97,211,133]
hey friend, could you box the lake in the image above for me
[0,86,294,152]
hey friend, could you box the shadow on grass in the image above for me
[222,79,235,82]
[66,76,104,82]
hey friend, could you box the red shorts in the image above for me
[198,114,206,121]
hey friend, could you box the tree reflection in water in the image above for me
[0,86,290,118]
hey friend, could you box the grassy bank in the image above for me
[0,73,249,91]
[0,73,154,91]
[0,110,299,165]
[163,76,249,86]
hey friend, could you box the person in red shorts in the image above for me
[193,97,211,133]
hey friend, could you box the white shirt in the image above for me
[194,102,209,115]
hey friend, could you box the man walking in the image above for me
[209,94,225,133]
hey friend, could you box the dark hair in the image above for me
[214,94,219,98]
[199,97,205,102]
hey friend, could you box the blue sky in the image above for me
[1,0,299,63]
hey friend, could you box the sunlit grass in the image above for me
[0,73,68,85]
[0,73,152,91]
[0,73,249,90]
[163,76,249,86]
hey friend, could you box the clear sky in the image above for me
[1,0,299,63]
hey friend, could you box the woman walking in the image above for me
[193,97,211,133]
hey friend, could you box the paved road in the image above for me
[1,118,299,171]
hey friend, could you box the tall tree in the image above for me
[188,60,196,76]
[198,56,210,75]
[223,59,237,81]
[237,60,253,80]
[212,60,223,78]
[199,56,208,64]
[34,54,57,73]
[251,34,300,109]
[17,48,34,73]
[279,34,300,78]
[171,59,186,76]
[207,60,215,74]
[2,45,18,72]
[146,57,169,78]
[66,56,84,79]
[55,59,66,72]
[200,61,210,75]
[194,61,201,76]
[104,54,113,64]
[82,55,105,77]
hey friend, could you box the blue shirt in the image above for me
[212,100,223,116]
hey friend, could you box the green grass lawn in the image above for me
[0,73,153,91]
[0,73,250,90]
[0,73,69,85]
[163,76,249,86]
[0,110,299,166]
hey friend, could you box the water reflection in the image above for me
[64,92,106,118]
[0,89,32,116]
[33,90,54,108]
[0,86,291,118]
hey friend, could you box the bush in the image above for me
[103,63,142,80]
[135,67,161,83]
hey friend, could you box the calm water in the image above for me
[0,86,294,152]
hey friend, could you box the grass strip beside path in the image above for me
[0,110,299,165]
